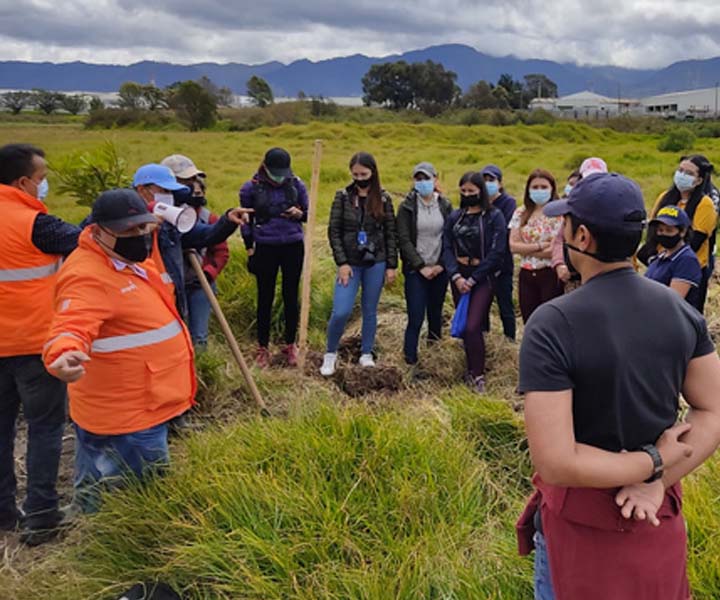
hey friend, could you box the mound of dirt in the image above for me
[302,350,325,375]
[337,335,363,363]
[334,364,404,397]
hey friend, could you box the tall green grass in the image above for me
[10,393,533,599]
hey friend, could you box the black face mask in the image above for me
[564,241,628,265]
[562,242,581,279]
[656,234,682,249]
[113,233,153,263]
[460,194,481,208]
[185,195,207,208]
[354,178,372,189]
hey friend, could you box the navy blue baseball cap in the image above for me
[481,164,503,180]
[91,188,157,232]
[650,205,691,229]
[543,172,646,233]
[263,147,292,178]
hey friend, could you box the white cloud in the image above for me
[0,0,719,68]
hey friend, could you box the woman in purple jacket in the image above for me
[240,147,309,368]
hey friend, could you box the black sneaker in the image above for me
[19,508,65,547]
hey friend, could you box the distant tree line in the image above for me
[0,65,560,130]
[361,60,558,115]
[0,89,104,115]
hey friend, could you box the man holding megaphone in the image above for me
[161,154,232,351]
[132,164,250,319]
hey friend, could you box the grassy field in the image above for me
[0,121,719,598]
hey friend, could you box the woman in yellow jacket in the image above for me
[639,154,717,313]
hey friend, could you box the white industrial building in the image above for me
[642,87,719,118]
[531,86,720,119]
[530,91,643,118]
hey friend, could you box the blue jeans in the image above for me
[186,282,216,349]
[493,269,516,340]
[534,531,556,600]
[74,422,170,513]
[0,355,65,525]
[403,270,449,363]
[326,261,386,355]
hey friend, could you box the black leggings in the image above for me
[254,241,304,347]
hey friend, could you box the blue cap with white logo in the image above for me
[132,164,188,192]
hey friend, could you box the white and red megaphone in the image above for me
[153,203,197,233]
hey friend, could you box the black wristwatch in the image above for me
[640,444,663,483]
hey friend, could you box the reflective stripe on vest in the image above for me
[0,260,61,282]
[91,320,183,354]
[160,272,173,284]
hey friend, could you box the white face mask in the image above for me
[153,192,174,206]
[36,178,49,201]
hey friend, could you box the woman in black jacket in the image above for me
[396,162,452,365]
[321,152,398,376]
[442,171,507,393]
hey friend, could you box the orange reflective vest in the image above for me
[0,184,63,357]
[43,228,196,435]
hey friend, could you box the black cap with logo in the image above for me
[263,147,292,178]
[91,188,157,232]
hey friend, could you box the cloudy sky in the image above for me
[1,0,719,69]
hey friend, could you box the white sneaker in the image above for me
[320,352,337,376]
[359,353,375,368]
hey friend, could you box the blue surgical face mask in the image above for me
[564,184,573,197]
[36,178,49,201]
[414,179,434,198]
[530,188,552,205]
[674,170,697,192]
[485,181,499,197]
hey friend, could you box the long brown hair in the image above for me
[350,152,384,220]
[520,168,559,227]
[655,154,714,220]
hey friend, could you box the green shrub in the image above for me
[658,127,696,152]
[519,109,556,125]
[50,140,132,207]
[695,122,720,138]
[84,107,178,130]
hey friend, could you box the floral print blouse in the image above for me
[508,205,563,270]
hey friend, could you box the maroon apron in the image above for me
[516,474,690,600]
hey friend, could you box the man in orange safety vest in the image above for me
[44,189,196,512]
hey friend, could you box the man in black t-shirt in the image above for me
[517,172,720,600]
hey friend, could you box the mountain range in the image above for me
[1,44,719,99]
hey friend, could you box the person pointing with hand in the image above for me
[44,189,197,513]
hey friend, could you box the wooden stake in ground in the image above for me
[186,251,269,416]
[297,139,323,370]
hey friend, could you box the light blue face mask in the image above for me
[564,184,573,197]
[485,181,499,197]
[37,178,49,201]
[673,170,696,192]
[529,188,552,205]
[414,179,435,198]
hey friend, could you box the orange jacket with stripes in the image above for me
[43,228,196,435]
[0,184,63,357]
